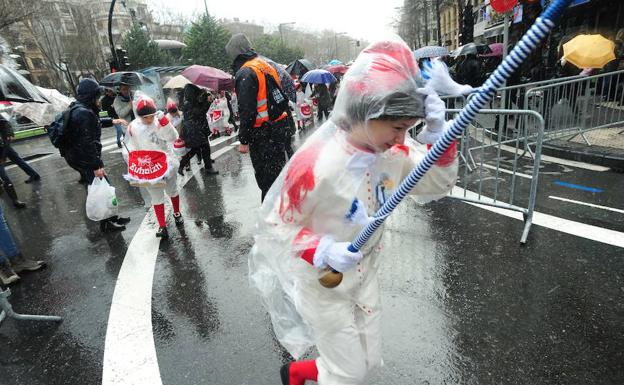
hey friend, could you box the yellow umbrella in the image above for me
[562,34,616,69]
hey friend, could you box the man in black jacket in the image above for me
[101,87,124,148]
[225,33,289,202]
[63,78,130,233]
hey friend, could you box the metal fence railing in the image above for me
[412,108,545,243]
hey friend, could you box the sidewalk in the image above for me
[542,126,624,171]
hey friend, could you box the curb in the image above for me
[541,143,624,172]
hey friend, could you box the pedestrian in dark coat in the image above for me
[178,83,218,176]
[225,33,289,202]
[0,114,39,208]
[63,78,130,233]
[311,83,332,122]
[101,88,124,148]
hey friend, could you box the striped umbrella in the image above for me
[413,46,449,60]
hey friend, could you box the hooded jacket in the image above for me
[64,78,112,170]
[180,83,211,147]
[226,33,289,145]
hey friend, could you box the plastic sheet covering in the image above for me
[12,87,72,126]
[249,36,458,359]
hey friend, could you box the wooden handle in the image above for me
[318,268,343,288]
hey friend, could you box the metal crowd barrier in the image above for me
[425,108,545,244]
[522,69,624,145]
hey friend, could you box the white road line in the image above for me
[102,144,237,385]
[480,163,532,179]
[548,195,624,214]
[449,187,624,249]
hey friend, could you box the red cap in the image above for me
[166,101,178,112]
[136,97,157,116]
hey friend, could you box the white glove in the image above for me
[422,58,474,96]
[345,198,374,227]
[416,87,452,144]
[313,235,363,273]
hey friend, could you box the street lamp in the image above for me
[278,22,296,44]
[334,32,347,60]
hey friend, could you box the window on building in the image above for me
[31,58,45,69]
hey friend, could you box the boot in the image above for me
[156,226,169,239]
[202,167,219,175]
[24,175,41,184]
[5,184,26,208]
[173,212,184,226]
[0,260,20,285]
[100,219,126,233]
[10,254,45,272]
[111,216,131,225]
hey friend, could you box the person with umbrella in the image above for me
[225,33,290,201]
[113,83,135,128]
[178,83,219,176]
[63,78,130,233]
[311,83,332,122]
[101,87,125,148]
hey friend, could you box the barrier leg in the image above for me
[0,288,63,325]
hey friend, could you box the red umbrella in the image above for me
[326,64,349,75]
[181,65,234,91]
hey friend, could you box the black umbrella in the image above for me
[286,59,314,78]
[0,64,48,103]
[450,43,492,57]
[100,71,154,87]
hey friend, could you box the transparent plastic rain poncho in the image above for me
[207,96,231,133]
[249,37,458,360]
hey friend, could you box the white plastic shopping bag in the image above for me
[86,178,119,221]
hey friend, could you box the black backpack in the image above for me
[47,104,77,149]
[264,71,289,121]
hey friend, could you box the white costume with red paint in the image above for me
[125,115,179,205]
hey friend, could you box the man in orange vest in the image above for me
[226,33,290,201]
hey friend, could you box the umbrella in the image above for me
[100,71,154,87]
[326,64,349,75]
[328,59,342,65]
[0,64,48,103]
[163,74,192,89]
[479,43,504,57]
[12,86,72,126]
[413,46,449,60]
[300,69,337,84]
[562,34,616,69]
[450,43,491,57]
[286,59,314,78]
[181,65,233,91]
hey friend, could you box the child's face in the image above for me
[141,115,155,125]
[349,118,418,152]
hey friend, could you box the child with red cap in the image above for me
[124,94,182,239]
[249,37,467,385]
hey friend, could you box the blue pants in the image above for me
[0,205,19,263]
[114,124,124,145]
[0,144,40,185]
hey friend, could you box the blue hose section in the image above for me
[349,0,572,252]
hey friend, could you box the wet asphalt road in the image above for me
[1,130,623,385]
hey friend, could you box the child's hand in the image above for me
[156,111,169,127]
[416,87,452,144]
[313,235,363,273]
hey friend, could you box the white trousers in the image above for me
[145,171,179,205]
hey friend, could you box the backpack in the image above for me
[264,71,290,121]
[47,104,76,149]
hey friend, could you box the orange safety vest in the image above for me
[242,57,288,127]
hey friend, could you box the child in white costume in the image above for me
[249,38,461,385]
[125,95,183,239]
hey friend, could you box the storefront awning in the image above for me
[483,24,504,39]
